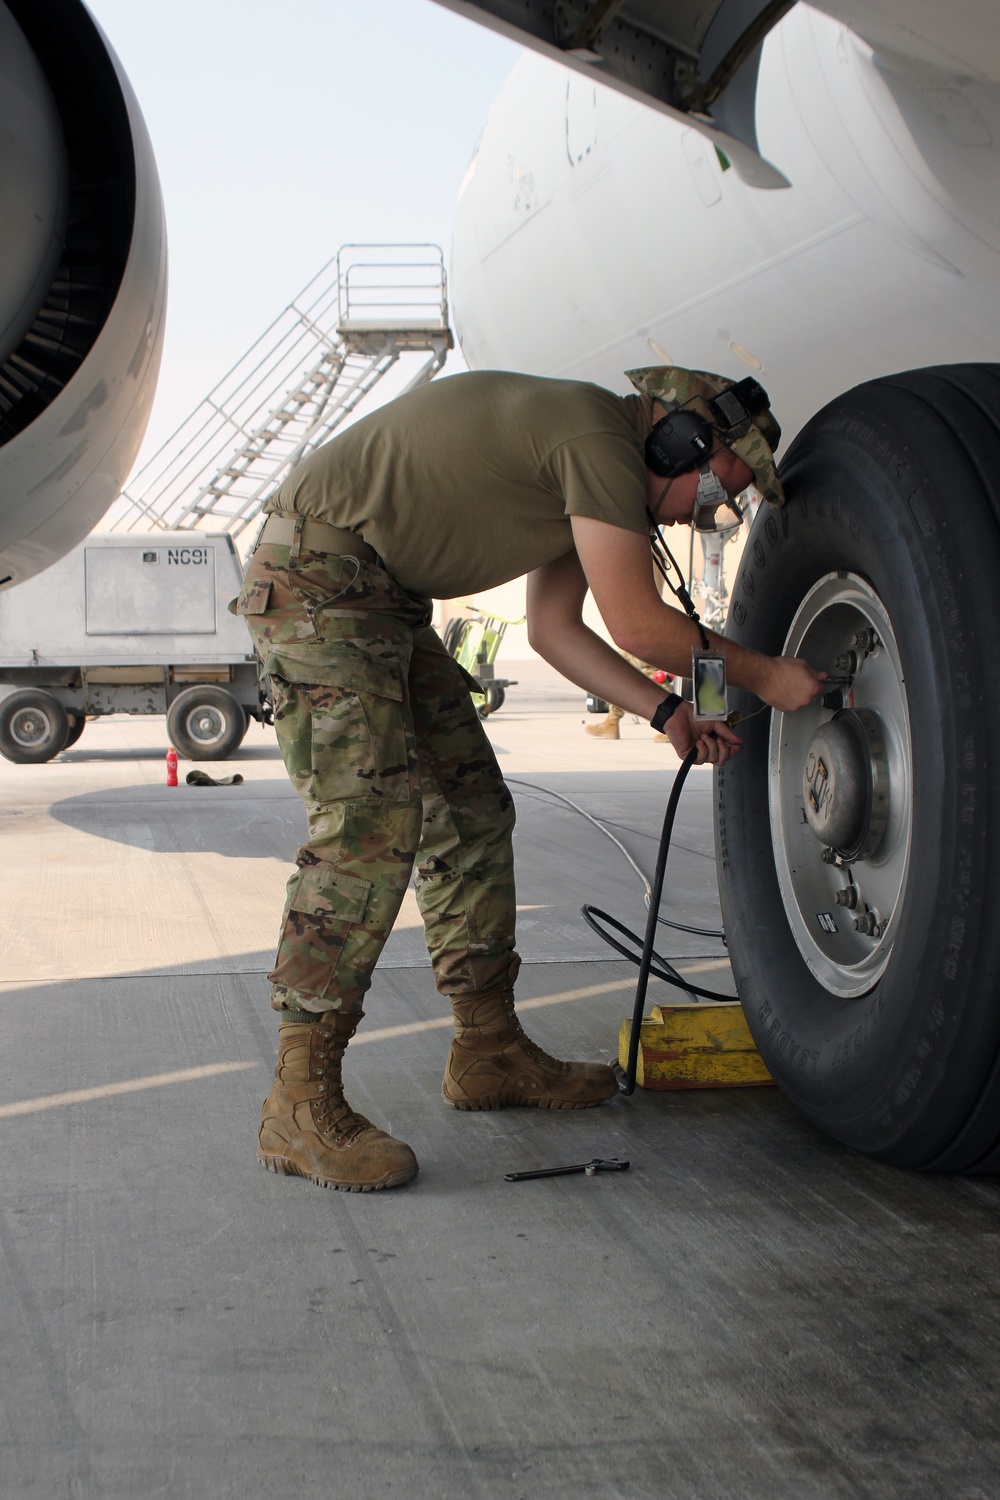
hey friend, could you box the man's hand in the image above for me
[761,656,827,712]
[661,700,742,765]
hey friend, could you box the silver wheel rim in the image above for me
[10,707,54,749]
[768,573,913,998]
[184,704,227,747]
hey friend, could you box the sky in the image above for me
[86,0,522,466]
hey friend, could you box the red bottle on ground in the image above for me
[166,747,178,787]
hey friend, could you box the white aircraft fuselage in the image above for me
[450,3,1000,441]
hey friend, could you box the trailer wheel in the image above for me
[167,685,246,760]
[717,364,1000,1172]
[442,618,467,656]
[63,711,86,749]
[0,690,70,763]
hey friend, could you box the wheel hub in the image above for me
[12,709,50,748]
[187,707,225,745]
[802,709,889,860]
[768,573,912,999]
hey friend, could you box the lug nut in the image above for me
[834,885,858,909]
[821,847,843,866]
[834,650,858,674]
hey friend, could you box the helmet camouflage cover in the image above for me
[625,365,785,506]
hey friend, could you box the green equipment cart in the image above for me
[442,609,523,718]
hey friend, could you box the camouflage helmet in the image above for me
[625,365,785,507]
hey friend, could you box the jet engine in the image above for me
[0,0,166,589]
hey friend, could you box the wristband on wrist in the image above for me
[650,693,683,733]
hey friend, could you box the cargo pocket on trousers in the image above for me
[233,578,274,616]
[266,651,413,804]
[268,863,373,1001]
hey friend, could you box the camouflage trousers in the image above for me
[235,531,519,1016]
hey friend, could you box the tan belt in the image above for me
[259,513,378,562]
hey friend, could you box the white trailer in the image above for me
[0,531,264,762]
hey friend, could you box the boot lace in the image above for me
[516,1032,572,1075]
[312,1031,375,1142]
[499,993,571,1074]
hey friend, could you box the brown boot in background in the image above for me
[258,1011,418,1191]
[585,706,623,739]
[443,986,619,1110]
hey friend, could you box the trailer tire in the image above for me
[63,711,86,749]
[717,364,1000,1172]
[442,618,467,656]
[167,685,246,761]
[0,690,70,763]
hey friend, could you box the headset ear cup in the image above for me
[645,427,670,476]
[645,409,714,478]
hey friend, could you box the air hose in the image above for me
[509,748,738,1096]
[578,748,737,1094]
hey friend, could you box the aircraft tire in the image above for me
[167,685,246,761]
[716,363,1000,1172]
[0,689,70,763]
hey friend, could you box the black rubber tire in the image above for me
[0,690,70,763]
[442,618,467,656]
[717,364,1000,1173]
[486,682,506,714]
[166,685,246,761]
[63,711,86,749]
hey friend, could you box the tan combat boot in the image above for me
[442,985,619,1110]
[585,706,623,740]
[258,1011,418,1191]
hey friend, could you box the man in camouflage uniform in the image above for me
[236,364,824,1193]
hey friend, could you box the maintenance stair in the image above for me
[110,244,452,541]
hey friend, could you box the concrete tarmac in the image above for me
[0,661,997,1499]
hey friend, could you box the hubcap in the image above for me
[802,708,889,860]
[768,573,912,998]
[184,705,226,747]
[11,707,53,749]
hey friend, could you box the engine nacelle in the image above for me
[0,0,166,589]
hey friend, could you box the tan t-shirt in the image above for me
[264,370,649,598]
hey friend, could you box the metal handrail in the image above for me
[337,244,448,330]
[108,243,451,538]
